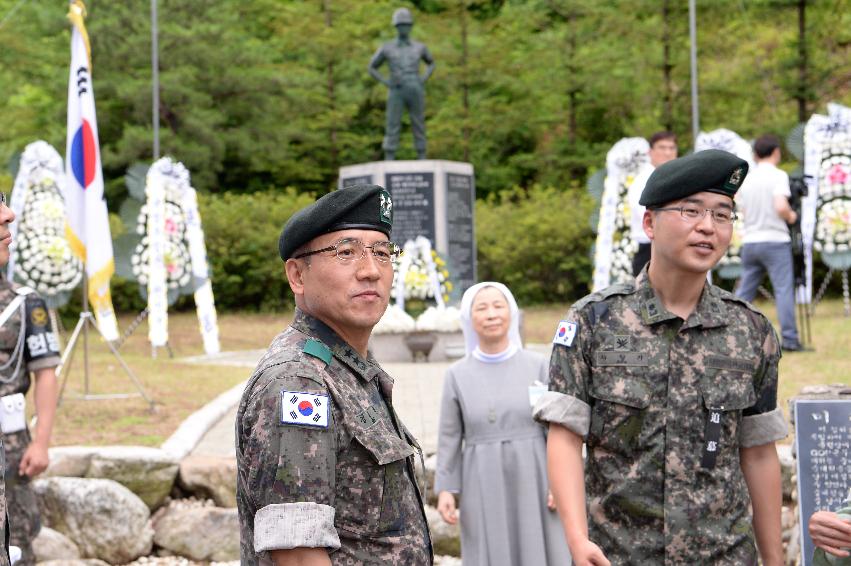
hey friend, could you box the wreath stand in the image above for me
[114,307,175,358]
[809,267,851,317]
[57,277,155,410]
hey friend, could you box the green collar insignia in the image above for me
[303,338,332,366]
[379,189,393,225]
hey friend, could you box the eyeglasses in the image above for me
[653,205,738,225]
[294,238,402,264]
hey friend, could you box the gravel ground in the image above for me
[121,555,462,565]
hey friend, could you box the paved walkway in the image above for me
[186,344,553,458]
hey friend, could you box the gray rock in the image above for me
[416,453,437,506]
[33,526,81,561]
[34,477,153,564]
[177,456,237,508]
[778,444,795,502]
[44,446,99,478]
[43,446,180,510]
[425,504,461,542]
[152,503,239,561]
[37,560,110,566]
[86,446,179,510]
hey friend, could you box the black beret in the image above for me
[639,149,749,207]
[279,184,393,260]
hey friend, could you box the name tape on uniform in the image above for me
[552,320,578,347]
[280,390,329,428]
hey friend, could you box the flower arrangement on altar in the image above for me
[374,236,461,334]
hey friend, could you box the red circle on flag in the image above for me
[70,119,97,188]
[298,400,314,417]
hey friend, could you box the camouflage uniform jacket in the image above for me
[236,309,433,566]
[533,270,789,566]
[0,275,61,566]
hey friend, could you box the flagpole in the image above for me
[82,273,89,395]
[58,0,154,410]
[151,0,160,159]
[689,0,700,146]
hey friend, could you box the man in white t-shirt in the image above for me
[735,134,802,351]
[628,131,678,276]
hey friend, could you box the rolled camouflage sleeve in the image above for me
[533,307,593,438]
[741,325,789,447]
[239,370,340,555]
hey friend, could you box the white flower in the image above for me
[373,305,416,334]
[415,306,461,332]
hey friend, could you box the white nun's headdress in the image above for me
[459,281,523,357]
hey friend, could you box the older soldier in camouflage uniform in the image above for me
[236,184,432,566]
[535,150,788,566]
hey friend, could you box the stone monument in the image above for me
[368,8,435,161]
[339,160,476,298]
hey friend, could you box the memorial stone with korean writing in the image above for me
[795,400,851,566]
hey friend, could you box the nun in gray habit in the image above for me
[435,282,571,566]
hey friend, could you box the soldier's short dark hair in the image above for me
[649,131,677,148]
[753,134,782,159]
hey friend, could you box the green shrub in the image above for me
[199,188,315,311]
[476,185,595,305]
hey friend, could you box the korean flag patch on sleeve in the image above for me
[281,390,330,428]
[552,320,578,347]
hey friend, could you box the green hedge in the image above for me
[198,189,315,311]
[476,185,595,305]
[101,185,595,312]
[90,186,851,314]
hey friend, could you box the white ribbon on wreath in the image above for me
[144,157,220,354]
[146,166,169,348]
[182,187,220,354]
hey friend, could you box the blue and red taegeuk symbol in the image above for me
[70,119,97,189]
[558,326,567,337]
[298,400,314,417]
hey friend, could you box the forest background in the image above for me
[0,0,849,311]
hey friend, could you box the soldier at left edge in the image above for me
[0,190,61,566]
[236,184,433,565]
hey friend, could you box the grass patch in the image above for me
[48,311,292,447]
[45,300,847,447]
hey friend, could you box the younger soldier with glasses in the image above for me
[535,150,788,566]
[236,184,432,566]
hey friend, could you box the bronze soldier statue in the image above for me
[236,184,432,565]
[369,8,435,161]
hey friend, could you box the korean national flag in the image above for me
[281,391,330,428]
[552,320,578,347]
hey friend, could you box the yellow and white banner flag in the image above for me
[64,1,118,340]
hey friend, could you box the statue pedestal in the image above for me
[339,160,477,298]
[369,330,465,363]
